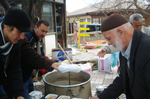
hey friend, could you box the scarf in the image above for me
[0,23,13,76]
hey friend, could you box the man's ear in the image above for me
[117,28,124,37]
[34,25,37,29]
[4,25,8,29]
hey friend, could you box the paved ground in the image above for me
[90,66,119,96]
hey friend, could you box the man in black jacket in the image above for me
[91,14,150,99]
[3,20,61,99]
[20,20,60,99]
[0,7,31,99]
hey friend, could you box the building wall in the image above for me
[143,15,150,27]
[67,15,92,34]
[67,31,105,46]
[92,15,106,24]
[91,14,150,26]
[67,15,91,23]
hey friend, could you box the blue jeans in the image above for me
[24,76,34,99]
[0,85,6,94]
[0,85,9,99]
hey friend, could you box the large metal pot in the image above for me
[43,70,92,99]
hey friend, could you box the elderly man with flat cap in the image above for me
[0,7,31,99]
[91,14,150,99]
[97,13,150,57]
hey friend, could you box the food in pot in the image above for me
[47,96,57,99]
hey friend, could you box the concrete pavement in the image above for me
[91,66,119,96]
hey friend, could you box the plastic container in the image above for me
[96,85,104,92]
[45,94,58,99]
[96,85,108,92]
[57,95,70,99]
[29,91,42,99]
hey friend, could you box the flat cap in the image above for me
[101,14,128,32]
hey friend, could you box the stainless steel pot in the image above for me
[43,70,92,99]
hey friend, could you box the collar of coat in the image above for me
[0,22,13,56]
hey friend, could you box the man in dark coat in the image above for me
[91,14,150,99]
[0,7,31,99]
[20,20,60,99]
[3,20,60,99]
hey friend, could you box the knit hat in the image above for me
[3,7,31,32]
[101,14,128,32]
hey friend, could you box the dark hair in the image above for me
[35,19,50,28]
[10,26,14,31]
[2,23,14,31]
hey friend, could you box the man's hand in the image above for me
[91,96,99,99]
[97,49,107,57]
[17,96,24,99]
[51,62,61,71]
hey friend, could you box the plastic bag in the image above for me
[58,62,81,73]
[109,52,119,67]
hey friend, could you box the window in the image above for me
[80,19,86,22]
[87,25,95,32]
[67,21,70,34]
[55,0,64,3]
[45,0,54,1]
[43,2,54,32]
[87,18,90,23]
[56,5,63,32]
[93,18,99,24]
[100,18,105,24]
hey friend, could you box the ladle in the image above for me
[57,43,72,85]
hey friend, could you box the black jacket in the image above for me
[0,33,24,98]
[98,30,150,99]
[19,37,55,82]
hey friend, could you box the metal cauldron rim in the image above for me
[43,70,92,88]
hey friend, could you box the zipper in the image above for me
[3,56,8,77]
[4,70,7,77]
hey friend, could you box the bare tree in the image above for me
[0,0,9,10]
[0,0,45,28]
[84,0,150,16]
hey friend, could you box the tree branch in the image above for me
[134,0,150,16]
[21,0,32,17]
[30,0,45,27]
[0,0,10,11]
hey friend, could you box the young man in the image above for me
[20,20,60,99]
[91,14,150,99]
[3,20,60,99]
[0,7,31,99]
[97,13,150,57]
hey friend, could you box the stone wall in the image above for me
[67,31,105,45]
